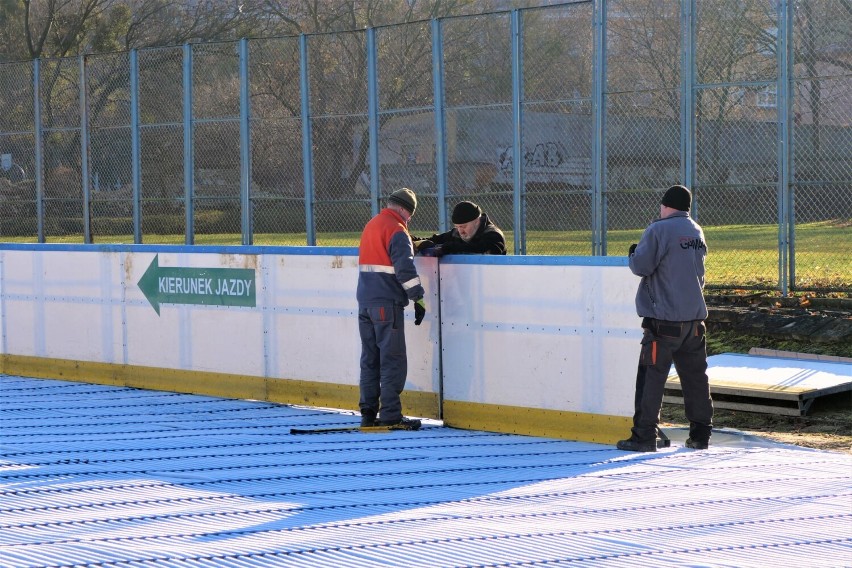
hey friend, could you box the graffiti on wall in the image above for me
[496,142,591,186]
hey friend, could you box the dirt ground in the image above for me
[661,292,852,455]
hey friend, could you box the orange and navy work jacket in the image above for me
[356,208,424,307]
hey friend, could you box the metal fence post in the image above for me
[366,27,380,216]
[511,9,525,255]
[776,0,792,295]
[33,59,45,243]
[592,0,607,256]
[300,34,316,246]
[79,55,92,244]
[183,43,194,245]
[680,0,695,206]
[239,38,253,245]
[431,18,449,232]
[130,49,142,243]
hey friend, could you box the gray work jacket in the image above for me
[629,211,708,322]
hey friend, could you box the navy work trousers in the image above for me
[631,318,713,444]
[358,304,407,423]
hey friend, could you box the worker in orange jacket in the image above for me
[356,188,425,430]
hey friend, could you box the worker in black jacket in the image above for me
[413,201,507,256]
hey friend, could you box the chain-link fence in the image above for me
[0,0,849,292]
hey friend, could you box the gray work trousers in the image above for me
[358,304,407,422]
[631,318,713,444]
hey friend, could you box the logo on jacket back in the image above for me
[679,236,706,250]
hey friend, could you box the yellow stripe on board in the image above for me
[2,355,622,441]
[0,354,439,419]
[443,400,631,445]
[266,377,439,419]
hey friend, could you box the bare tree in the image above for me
[123,0,273,49]
[21,0,115,59]
[607,0,780,186]
[251,0,478,198]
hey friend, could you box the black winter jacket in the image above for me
[415,213,507,255]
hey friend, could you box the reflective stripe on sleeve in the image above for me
[401,276,421,290]
[360,264,395,274]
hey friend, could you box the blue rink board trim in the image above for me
[0,243,628,266]
[1,374,850,568]
[439,254,629,266]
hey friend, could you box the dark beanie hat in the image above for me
[451,201,482,224]
[661,185,692,211]
[388,188,417,214]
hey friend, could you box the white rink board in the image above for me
[0,246,439,396]
[0,246,643,417]
[120,251,265,376]
[1,250,128,363]
[440,258,642,417]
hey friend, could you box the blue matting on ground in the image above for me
[1,375,850,567]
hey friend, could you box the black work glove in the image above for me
[414,298,426,325]
[629,243,637,256]
[415,239,436,254]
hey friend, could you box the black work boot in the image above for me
[688,423,712,449]
[616,437,657,452]
[360,410,377,427]
[685,438,709,450]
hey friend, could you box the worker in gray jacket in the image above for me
[617,184,714,452]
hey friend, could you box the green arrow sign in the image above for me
[138,254,256,315]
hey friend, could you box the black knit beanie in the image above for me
[388,188,417,214]
[661,185,692,212]
[451,201,482,224]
